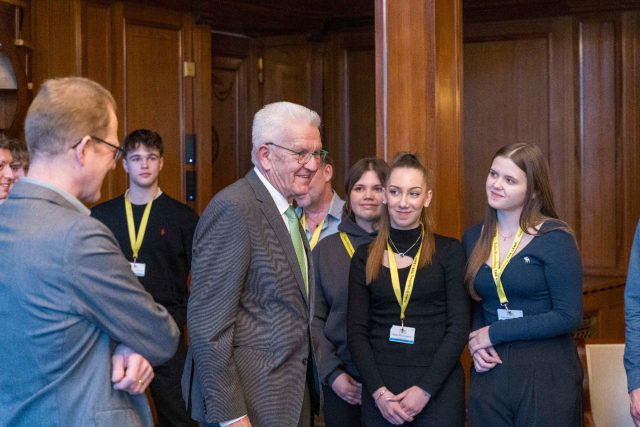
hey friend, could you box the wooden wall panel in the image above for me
[622,11,640,271]
[124,23,183,201]
[32,0,82,90]
[579,20,620,273]
[85,2,127,205]
[346,48,376,171]
[375,0,464,237]
[193,25,213,214]
[262,36,323,116]
[324,31,376,197]
[463,18,577,234]
[464,36,550,226]
[211,56,248,196]
[208,33,251,202]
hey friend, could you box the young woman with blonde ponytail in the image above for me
[347,152,470,426]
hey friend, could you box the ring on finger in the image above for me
[138,379,143,385]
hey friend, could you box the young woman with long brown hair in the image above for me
[462,143,583,427]
[347,152,470,426]
[312,157,389,427]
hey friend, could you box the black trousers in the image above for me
[468,335,583,427]
[361,363,465,427]
[149,334,198,427]
[321,377,362,427]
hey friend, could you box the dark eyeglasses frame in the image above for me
[71,136,124,162]
[265,142,328,165]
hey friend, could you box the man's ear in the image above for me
[122,157,129,174]
[73,136,92,167]
[324,164,333,183]
[257,144,272,171]
[158,156,164,172]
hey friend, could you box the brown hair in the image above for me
[365,152,436,284]
[6,138,29,164]
[342,157,389,222]
[25,77,116,160]
[123,129,164,158]
[464,143,573,300]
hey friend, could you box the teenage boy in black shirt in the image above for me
[92,129,199,427]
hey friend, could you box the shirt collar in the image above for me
[327,190,345,220]
[254,167,291,216]
[20,177,91,215]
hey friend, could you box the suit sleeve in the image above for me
[64,217,180,367]
[172,208,199,331]
[416,240,470,396]
[626,220,640,392]
[187,197,251,423]
[311,246,346,387]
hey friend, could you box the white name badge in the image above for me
[130,262,146,277]
[390,325,415,344]
[497,309,523,320]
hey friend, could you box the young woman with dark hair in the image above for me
[462,143,583,427]
[347,152,469,426]
[312,157,389,427]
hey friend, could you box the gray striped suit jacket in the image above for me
[182,169,318,426]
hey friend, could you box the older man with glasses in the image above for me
[183,101,323,427]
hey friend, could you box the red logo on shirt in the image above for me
[161,229,165,235]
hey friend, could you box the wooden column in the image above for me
[375,0,464,237]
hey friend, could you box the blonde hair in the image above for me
[25,77,116,159]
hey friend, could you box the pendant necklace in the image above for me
[388,232,423,258]
[498,228,516,242]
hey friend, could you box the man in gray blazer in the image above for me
[182,102,325,427]
[0,77,180,427]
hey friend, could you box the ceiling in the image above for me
[131,0,640,36]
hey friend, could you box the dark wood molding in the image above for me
[464,0,640,23]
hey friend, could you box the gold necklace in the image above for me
[497,228,516,241]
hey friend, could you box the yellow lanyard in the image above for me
[301,213,325,250]
[340,232,355,257]
[387,229,423,326]
[491,225,525,308]
[125,191,157,261]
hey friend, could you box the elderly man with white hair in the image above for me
[182,102,325,427]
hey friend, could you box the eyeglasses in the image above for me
[265,142,328,165]
[71,136,125,162]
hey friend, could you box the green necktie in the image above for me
[285,206,308,296]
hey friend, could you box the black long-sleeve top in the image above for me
[91,193,199,330]
[461,221,583,344]
[347,226,470,397]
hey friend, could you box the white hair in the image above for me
[251,102,321,166]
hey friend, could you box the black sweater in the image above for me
[347,226,470,397]
[312,216,378,386]
[91,193,199,330]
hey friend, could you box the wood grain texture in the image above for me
[31,0,82,91]
[579,20,619,272]
[193,25,212,214]
[375,0,464,237]
[622,11,640,273]
[124,23,183,201]
[463,18,577,235]
[262,36,323,116]
[464,37,550,226]
[323,31,376,198]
